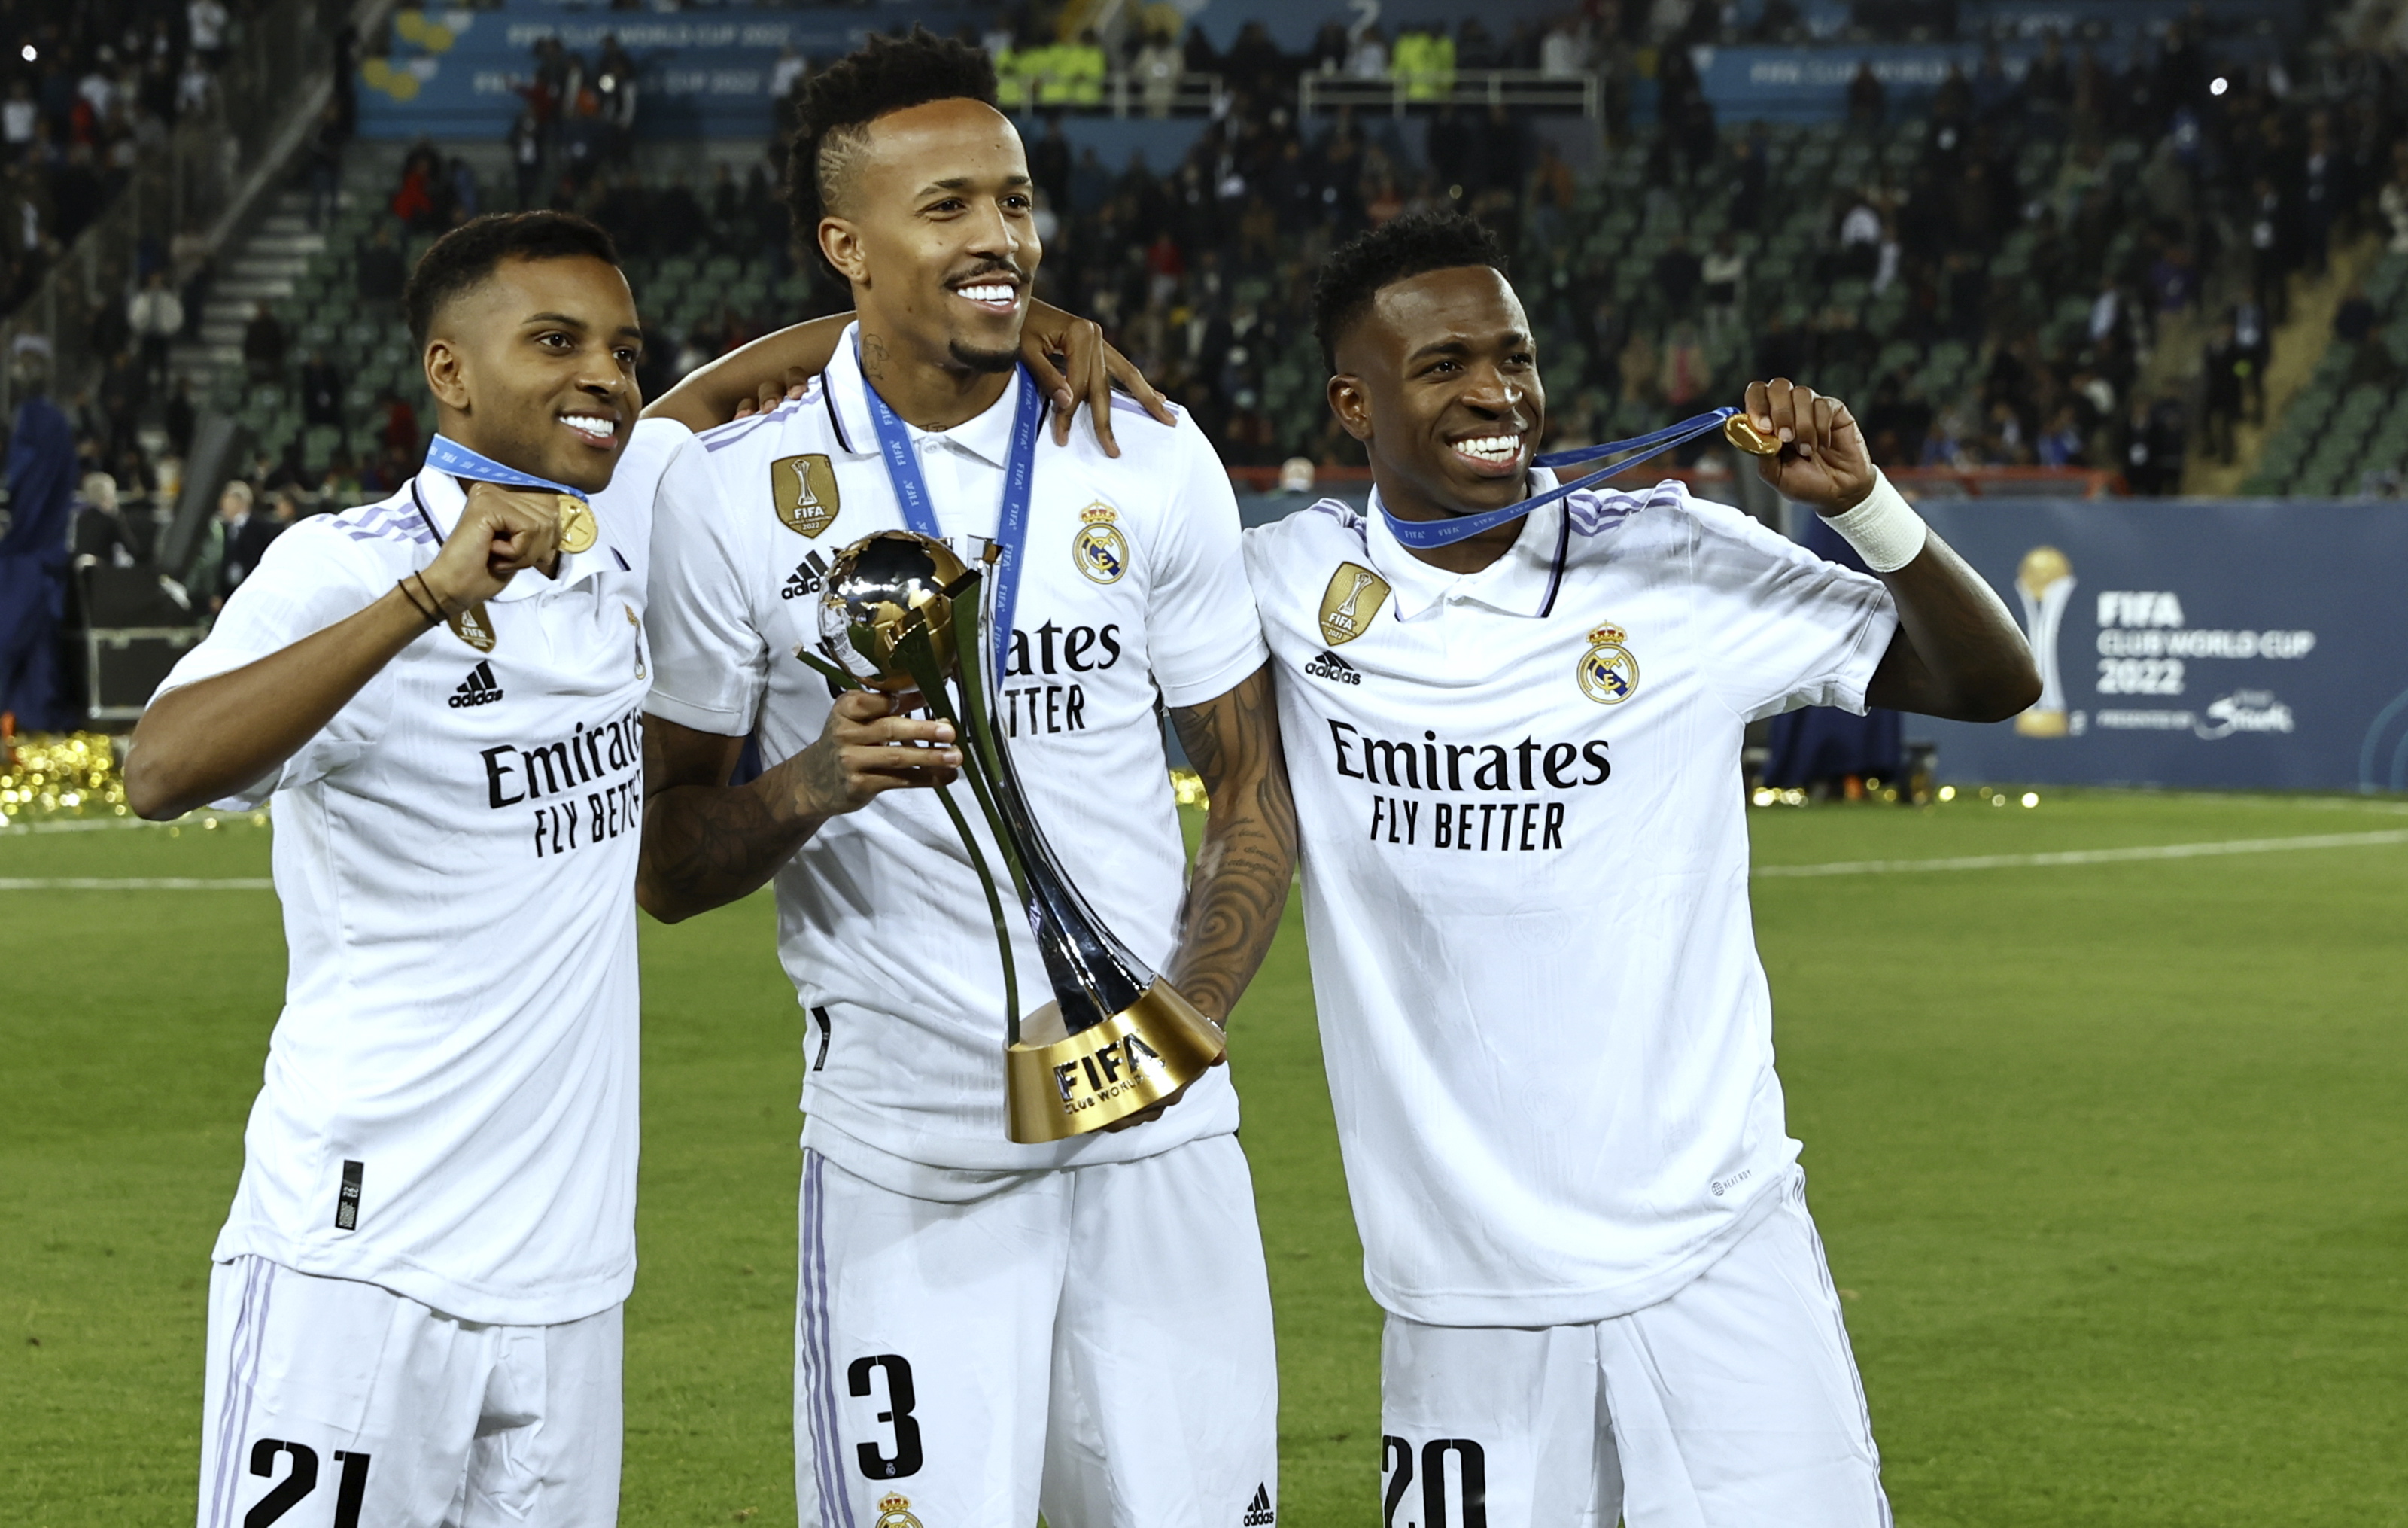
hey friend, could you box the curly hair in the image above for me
[1311,210,1510,370]
[783,28,999,272]
[403,212,619,349]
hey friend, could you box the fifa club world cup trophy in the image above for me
[795,531,1227,1142]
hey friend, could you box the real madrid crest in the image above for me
[1577,623,1639,705]
[874,1492,923,1528]
[1318,562,1391,647]
[446,601,497,654]
[1072,501,1128,583]
[771,453,841,538]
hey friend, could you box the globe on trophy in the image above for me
[796,531,1227,1143]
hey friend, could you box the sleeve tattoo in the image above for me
[1166,664,1297,1023]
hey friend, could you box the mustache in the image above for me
[946,259,1027,287]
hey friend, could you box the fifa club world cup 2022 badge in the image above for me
[1578,624,1640,705]
[771,452,841,538]
[446,602,497,654]
[1072,501,1128,583]
[1318,562,1391,647]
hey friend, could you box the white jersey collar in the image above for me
[409,460,621,603]
[1367,465,1567,621]
[823,319,1020,468]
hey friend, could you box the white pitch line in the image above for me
[1755,829,2408,879]
[0,877,276,890]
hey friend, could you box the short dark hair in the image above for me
[784,27,999,271]
[1312,211,1510,370]
[403,212,620,349]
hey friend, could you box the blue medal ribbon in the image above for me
[1379,406,1738,550]
[423,433,590,504]
[856,345,1046,677]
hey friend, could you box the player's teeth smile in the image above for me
[953,282,1019,312]
[1451,433,1525,467]
[561,413,617,443]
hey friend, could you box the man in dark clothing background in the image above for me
[0,341,78,730]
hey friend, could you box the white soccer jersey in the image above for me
[1242,474,1899,1329]
[643,326,1266,1173]
[154,428,674,1326]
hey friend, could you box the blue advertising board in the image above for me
[1914,499,2408,792]
[354,4,959,142]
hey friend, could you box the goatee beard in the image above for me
[949,339,1020,374]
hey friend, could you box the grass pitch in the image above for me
[5,789,2406,1526]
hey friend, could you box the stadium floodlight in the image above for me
[19,44,34,62]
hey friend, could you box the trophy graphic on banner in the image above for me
[793,531,1227,1142]
[2014,546,2078,738]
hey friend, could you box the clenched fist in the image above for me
[420,483,565,610]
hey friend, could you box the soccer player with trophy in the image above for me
[630,30,1294,1528]
[1242,212,2042,1526]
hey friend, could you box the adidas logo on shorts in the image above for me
[1241,1484,1275,1526]
[1303,649,1361,686]
[448,659,504,708]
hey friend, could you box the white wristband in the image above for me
[1819,470,1926,573]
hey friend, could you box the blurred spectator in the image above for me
[1847,63,1886,132]
[74,470,144,568]
[188,0,230,69]
[511,109,544,209]
[2200,318,2243,464]
[357,221,406,315]
[299,351,343,430]
[242,302,287,385]
[2382,146,2408,255]
[0,342,76,730]
[126,270,184,388]
[212,479,278,609]
[304,105,346,231]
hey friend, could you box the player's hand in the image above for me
[421,483,562,608]
[1743,378,1878,516]
[1100,1018,1227,1131]
[1020,298,1174,458]
[733,364,815,420]
[788,689,962,818]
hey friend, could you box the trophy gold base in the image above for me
[2015,708,2069,738]
[1004,981,1228,1143]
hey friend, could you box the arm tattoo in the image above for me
[1166,665,1297,1023]
[637,723,825,922]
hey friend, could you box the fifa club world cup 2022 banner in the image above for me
[1912,498,2408,793]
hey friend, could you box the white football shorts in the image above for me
[1381,1170,1890,1528]
[794,1132,1278,1528]
[197,1257,622,1528]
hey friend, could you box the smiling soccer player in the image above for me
[127,212,657,1528]
[628,30,1294,1528]
[1242,212,2039,1527]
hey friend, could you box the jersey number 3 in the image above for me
[848,1353,925,1479]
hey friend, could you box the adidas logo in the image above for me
[448,659,504,708]
[781,552,831,601]
[1242,1484,1275,1526]
[1303,650,1361,686]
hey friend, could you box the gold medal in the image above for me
[557,495,597,554]
[1723,412,1783,456]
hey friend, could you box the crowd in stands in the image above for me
[428,2,2403,488]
